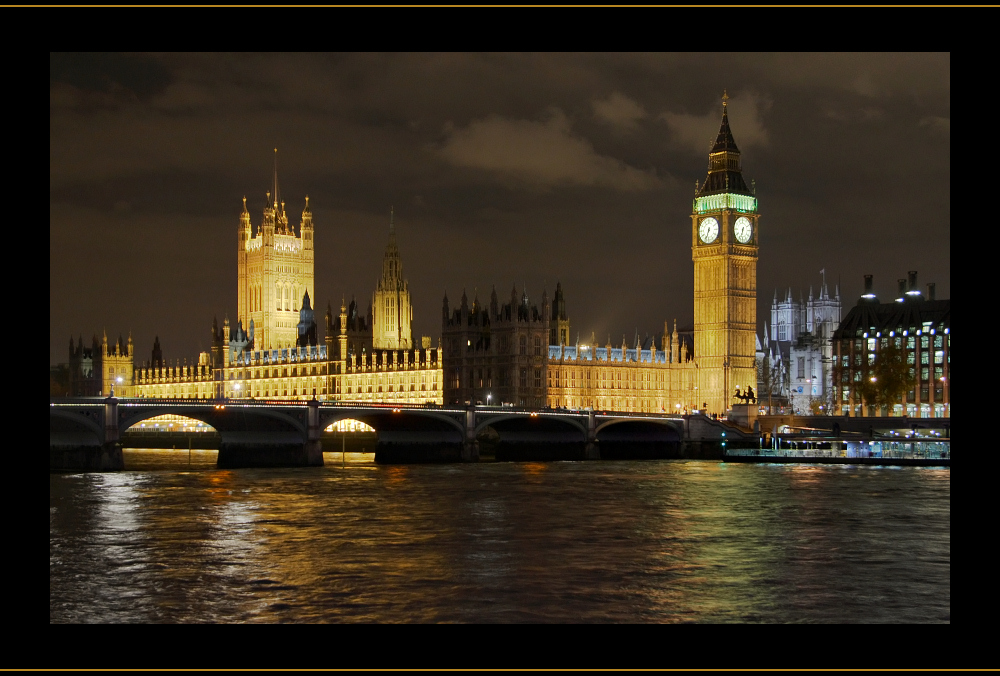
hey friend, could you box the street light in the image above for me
[487,393,492,406]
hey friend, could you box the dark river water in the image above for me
[50,450,949,625]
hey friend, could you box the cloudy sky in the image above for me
[50,53,949,367]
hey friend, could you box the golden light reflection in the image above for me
[325,418,375,433]
[520,462,547,476]
[384,465,410,485]
[205,470,238,503]
[786,464,824,485]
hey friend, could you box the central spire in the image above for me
[380,207,402,286]
[711,91,739,154]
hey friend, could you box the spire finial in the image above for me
[722,89,729,108]
[273,148,279,209]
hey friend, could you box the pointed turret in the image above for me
[300,195,313,250]
[296,291,317,347]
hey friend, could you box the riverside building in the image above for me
[831,272,949,418]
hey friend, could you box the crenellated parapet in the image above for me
[546,331,699,414]
[133,357,215,400]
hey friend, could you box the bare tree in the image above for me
[856,339,916,416]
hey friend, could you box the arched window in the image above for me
[276,283,281,311]
[519,335,526,355]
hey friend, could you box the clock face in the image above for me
[734,216,753,243]
[698,217,719,243]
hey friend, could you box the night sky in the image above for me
[50,53,949,367]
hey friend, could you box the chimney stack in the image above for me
[908,270,918,292]
[864,274,873,294]
[898,278,907,297]
[927,282,936,301]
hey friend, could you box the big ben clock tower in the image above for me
[691,92,759,415]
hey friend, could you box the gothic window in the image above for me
[520,369,527,388]
[276,284,281,311]
[778,323,787,341]
[797,358,805,379]
[519,336,526,355]
[534,369,541,388]
[534,336,541,356]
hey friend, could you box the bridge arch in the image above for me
[595,418,683,460]
[317,409,465,438]
[475,413,587,439]
[50,407,104,446]
[119,405,307,437]
[476,413,588,461]
[595,418,684,438]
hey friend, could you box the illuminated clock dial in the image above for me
[734,216,753,243]
[698,217,719,243]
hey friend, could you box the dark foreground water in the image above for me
[50,450,949,624]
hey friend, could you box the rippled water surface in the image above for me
[50,451,949,623]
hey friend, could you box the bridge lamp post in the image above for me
[487,393,492,406]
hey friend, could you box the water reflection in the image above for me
[50,461,949,623]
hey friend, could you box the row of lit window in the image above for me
[840,386,945,402]
[345,384,436,394]
[853,323,948,338]
[842,365,946,383]
[841,350,948,367]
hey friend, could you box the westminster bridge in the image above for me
[49,397,748,471]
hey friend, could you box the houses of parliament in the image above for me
[67,98,761,417]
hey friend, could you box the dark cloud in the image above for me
[50,53,949,367]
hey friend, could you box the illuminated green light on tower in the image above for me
[694,193,757,214]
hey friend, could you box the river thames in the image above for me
[50,450,949,625]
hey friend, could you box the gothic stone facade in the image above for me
[441,287,549,407]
